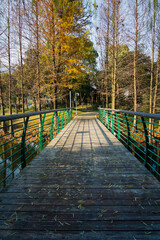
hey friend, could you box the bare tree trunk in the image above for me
[8,0,12,117]
[115,1,119,108]
[105,0,110,108]
[51,4,57,110]
[0,60,5,116]
[33,97,36,111]
[8,0,13,135]
[112,0,116,110]
[149,1,156,135]
[15,98,18,114]
[116,82,119,107]
[35,0,41,111]
[133,0,138,126]
[19,0,24,114]
[153,5,160,114]
[0,60,6,133]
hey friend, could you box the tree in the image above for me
[105,0,110,107]
[18,0,25,113]
[153,1,160,114]
[133,0,138,124]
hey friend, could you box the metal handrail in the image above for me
[99,108,160,179]
[99,108,160,120]
[0,108,73,122]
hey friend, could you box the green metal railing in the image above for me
[99,108,160,179]
[0,108,73,190]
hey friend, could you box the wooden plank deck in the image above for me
[0,112,160,239]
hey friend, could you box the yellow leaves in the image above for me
[7,218,16,223]
[78,203,82,209]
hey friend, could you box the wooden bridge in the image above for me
[0,112,160,239]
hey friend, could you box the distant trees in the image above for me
[0,0,97,113]
[96,0,160,113]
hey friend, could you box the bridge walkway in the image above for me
[0,112,160,239]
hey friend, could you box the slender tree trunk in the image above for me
[19,0,24,114]
[112,0,116,109]
[149,2,155,134]
[153,5,160,114]
[115,1,119,108]
[133,0,138,126]
[8,0,13,135]
[51,4,57,110]
[148,1,156,145]
[105,0,110,108]
[15,98,18,114]
[35,0,41,111]
[116,82,119,107]
[8,0,12,117]
[33,97,36,111]
[0,60,6,133]
[0,60,5,116]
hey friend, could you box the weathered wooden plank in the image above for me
[1,191,160,199]
[0,199,159,207]
[0,230,160,240]
[1,206,160,220]
[1,220,160,231]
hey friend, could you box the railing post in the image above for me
[21,116,29,169]
[98,109,101,121]
[106,111,110,129]
[100,109,103,123]
[70,109,72,121]
[67,110,70,124]
[65,110,68,126]
[103,110,105,125]
[124,113,130,150]
[50,112,55,140]
[101,110,104,124]
[40,114,46,151]
[104,110,107,127]
[61,110,65,130]
[2,144,6,187]
[116,112,121,140]
[57,111,61,134]
[141,116,149,167]
[68,109,71,122]
[110,111,114,134]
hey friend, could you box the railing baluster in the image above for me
[2,144,6,187]
[107,111,110,129]
[57,111,61,134]
[67,109,70,124]
[116,112,121,140]
[40,114,46,151]
[61,110,65,129]
[104,110,107,127]
[70,109,73,121]
[21,116,29,169]
[65,110,68,126]
[50,112,55,140]
[141,116,149,167]
[103,110,105,125]
[124,113,130,150]
[110,111,114,134]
